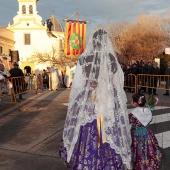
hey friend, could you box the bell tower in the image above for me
[11,0,42,25]
[17,0,39,16]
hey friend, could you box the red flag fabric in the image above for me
[64,20,86,56]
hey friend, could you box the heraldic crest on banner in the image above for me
[63,10,89,57]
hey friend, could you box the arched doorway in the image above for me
[24,66,31,75]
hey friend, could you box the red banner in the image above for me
[64,21,86,56]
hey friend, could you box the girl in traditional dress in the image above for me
[59,27,132,170]
[129,93,162,170]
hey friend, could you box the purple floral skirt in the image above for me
[59,120,127,170]
[131,126,162,170]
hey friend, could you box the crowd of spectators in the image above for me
[0,59,170,98]
[121,60,170,95]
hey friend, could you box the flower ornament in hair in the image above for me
[138,96,144,104]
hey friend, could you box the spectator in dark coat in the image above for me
[131,63,139,75]
[124,65,131,92]
[140,61,150,93]
[164,61,170,95]
[130,63,139,92]
[148,61,160,95]
[42,69,49,89]
[9,63,24,99]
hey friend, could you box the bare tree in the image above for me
[28,46,79,72]
[107,14,170,64]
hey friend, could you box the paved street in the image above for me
[0,89,170,170]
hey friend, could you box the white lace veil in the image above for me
[63,27,131,169]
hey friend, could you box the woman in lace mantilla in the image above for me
[59,27,132,170]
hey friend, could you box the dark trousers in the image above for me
[148,77,158,94]
[165,79,170,94]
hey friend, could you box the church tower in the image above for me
[11,0,43,26]
[8,0,64,73]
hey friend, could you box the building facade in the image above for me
[0,27,15,70]
[7,0,64,74]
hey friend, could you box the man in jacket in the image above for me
[164,61,170,95]
[148,61,160,95]
[9,63,24,99]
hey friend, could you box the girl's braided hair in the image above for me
[132,93,146,107]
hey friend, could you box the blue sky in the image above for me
[0,0,169,41]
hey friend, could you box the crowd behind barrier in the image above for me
[124,74,170,94]
[0,59,170,103]
[1,73,170,104]
[0,63,75,105]
[123,60,170,94]
[0,75,38,104]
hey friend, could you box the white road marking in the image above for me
[155,131,170,149]
[151,113,170,124]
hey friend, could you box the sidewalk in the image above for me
[0,88,169,170]
[0,89,70,170]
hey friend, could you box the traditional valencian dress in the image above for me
[59,27,132,170]
[129,107,162,170]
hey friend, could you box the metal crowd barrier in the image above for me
[137,74,170,92]
[124,74,170,93]
[1,74,170,104]
[0,75,38,104]
[124,74,137,93]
